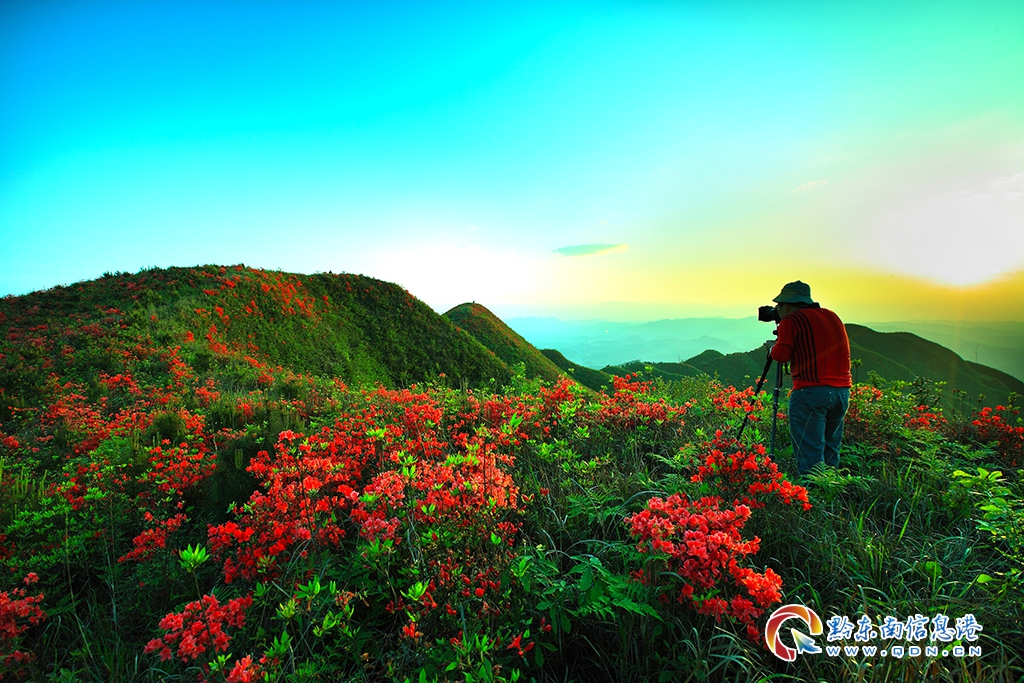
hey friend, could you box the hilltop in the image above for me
[444,303,565,385]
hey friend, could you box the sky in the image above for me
[2,0,1023,323]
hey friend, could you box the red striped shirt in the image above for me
[770,307,852,390]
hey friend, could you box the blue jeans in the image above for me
[788,386,850,475]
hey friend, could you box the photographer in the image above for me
[768,281,852,476]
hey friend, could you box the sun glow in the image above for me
[861,175,1024,287]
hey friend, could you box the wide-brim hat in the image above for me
[772,281,816,305]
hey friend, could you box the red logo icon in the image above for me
[765,604,823,661]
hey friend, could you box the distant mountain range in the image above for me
[508,316,1024,385]
[465,312,1022,409]
[602,324,1024,410]
[506,316,772,369]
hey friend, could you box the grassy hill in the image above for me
[444,303,565,385]
[0,266,511,417]
[863,320,1024,382]
[539,348,612,392]
[608,324,1024,410]
[845,324,1023,405]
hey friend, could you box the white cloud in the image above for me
[991,172,1024,202]
[791,180,828,193]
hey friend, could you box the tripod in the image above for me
[736,345,784,457]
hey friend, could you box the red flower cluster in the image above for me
[712,386,763,414]
[207,421,371,582]
[39,385,110,454]
[903,404,947,431]
[119,512,188,564]
[972,405,1024,468]
[626,494,781,642]
[691,434,811,511]
[226,654,262,683]
[0,433,20,452]
[147,438,218,499]
[197,268,322,325]
[0,576,46,675]
[193,383,530,659]
[194,379,220,407]
[593,374,687,430]
[144,594,252,662]
[507,633,534,657]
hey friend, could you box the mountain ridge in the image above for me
[608,324,1023,410]
[509,315,1024,383]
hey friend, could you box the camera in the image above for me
[758,305,780,323]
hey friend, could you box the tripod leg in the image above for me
[737,349,774,441]
[770,359,783,458]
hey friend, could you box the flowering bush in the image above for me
[119,512,187,563]
[691,433,811,511]
[970,405,1024,468]
[0,574,46,678]
[594,374,687,430]
[902,404,947,432]
[842,385,896,445]
[144,593,253,662]
[626,494,782,642]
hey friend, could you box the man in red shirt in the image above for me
[769,281,852,475]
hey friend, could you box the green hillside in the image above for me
[539,348,612,392]
[444,303,565,385]
[602,359,706,383]
[608,325,1024,409]
[863,320,1024,383]
[0,265,510,406]
[845,324,1024,404]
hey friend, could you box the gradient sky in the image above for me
[2,0,1023,322]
